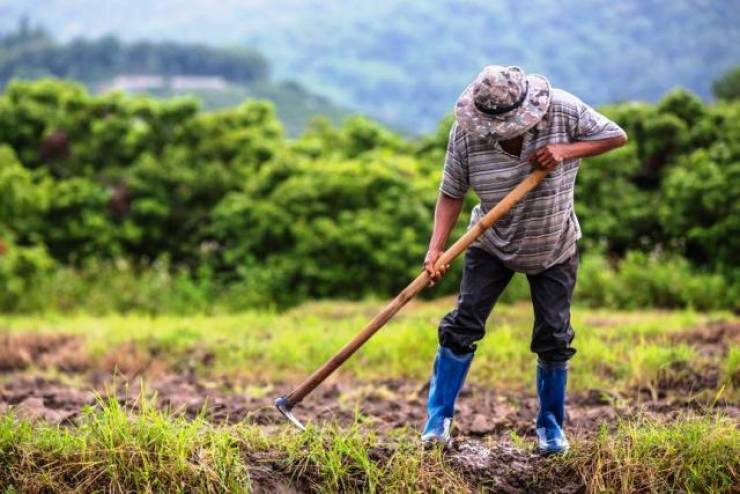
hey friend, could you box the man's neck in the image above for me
[499,135,524,157]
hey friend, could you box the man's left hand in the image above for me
[530,144,571,171]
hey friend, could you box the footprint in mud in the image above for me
[446,439,578,494]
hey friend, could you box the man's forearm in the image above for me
[564,134,627,160]
[428,192,464,252]
[533,134,627,170]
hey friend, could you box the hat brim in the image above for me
[455,73,551,140]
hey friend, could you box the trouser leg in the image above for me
[527,250,578,454]
[423,247,513,445]
[526,250,578,363]
[438,247,515,355]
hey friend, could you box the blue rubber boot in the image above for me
[421,346,474,447]
[535,360,569,455]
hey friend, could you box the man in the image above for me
[422,65,627,454]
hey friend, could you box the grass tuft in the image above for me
[566,415,740,493]
[0,395,468,493]
[0,396,250,493]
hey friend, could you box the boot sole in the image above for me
[421,436,452,449]
[539,446,569,456]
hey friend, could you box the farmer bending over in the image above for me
[422,65,627,454]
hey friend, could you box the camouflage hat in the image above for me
[455,65,551,140]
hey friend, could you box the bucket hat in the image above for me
[455,65,551,140]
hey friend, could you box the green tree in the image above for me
[659,146,739,272]
[712,66,740,101]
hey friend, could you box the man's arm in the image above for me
[531,134,628,170]
[424,192,464,285]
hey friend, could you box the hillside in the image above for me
[0,23,350,135]
[1,0,738,132]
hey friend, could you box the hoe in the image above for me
[275,169,549,430]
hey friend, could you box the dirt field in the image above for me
[0,314,738,492]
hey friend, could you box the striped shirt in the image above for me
[440,88,626,274]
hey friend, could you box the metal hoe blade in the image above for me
[274,396,306,431]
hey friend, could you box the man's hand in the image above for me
[530,135,628,171]
[530,144,571,171]
[424,248,450,286]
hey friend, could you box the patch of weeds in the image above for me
[722,346,740,387]
[627,343,696,397]
[566,415,740,493]
[508,430,528,450]
[0,396,250,492]
[0,396,469,493]
[276,422,468,492]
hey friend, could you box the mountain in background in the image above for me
[1,0,738,132]
[0,20,350,135]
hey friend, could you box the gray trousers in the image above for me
[438,246,578,363]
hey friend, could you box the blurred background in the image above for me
[0,0,738,313]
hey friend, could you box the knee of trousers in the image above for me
[531,319,576,362]
[438,309,486,354]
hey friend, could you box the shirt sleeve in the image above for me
[438,122,469,199]
[569,98,626,142]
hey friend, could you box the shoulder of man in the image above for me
[548,88,588,117]
[449,120,470,145]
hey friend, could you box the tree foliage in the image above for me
[712,66,740,101]
[0,79,737,309]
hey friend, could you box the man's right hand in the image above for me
[424,248,450,286]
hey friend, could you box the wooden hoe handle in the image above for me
[278,169,549,410]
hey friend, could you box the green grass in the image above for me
[0,397,250,493]
[567,416,740,493]
[0,397,736,493]
[723,346,740,388]
[0,396,463,493]
[0,299,729,394]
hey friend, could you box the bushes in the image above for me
[0,80,738,313]
[659,146,740,272]
[0,249,729,314]
[577,251,736,311]
[210,153,438,303]
[4,258,224,314]
[0,240,54,312]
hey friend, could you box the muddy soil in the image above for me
[2,373,736,493]
[2,372,736,430]
[0,321,738,493]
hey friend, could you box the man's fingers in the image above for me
[541,154,557,167]
[427,267,450,286]
[428,271,440,287]
[532,147,565,170]
[424,254,451,287]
